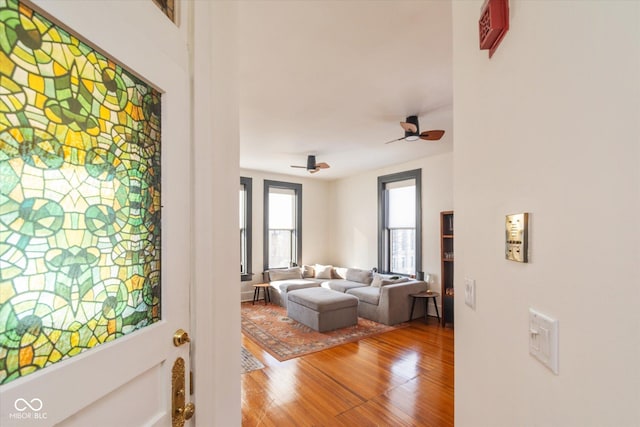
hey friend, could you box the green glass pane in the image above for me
[0,0,161,385]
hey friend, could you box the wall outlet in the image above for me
[464,278,476,309]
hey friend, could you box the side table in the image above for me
[252,283,271,305]
[409,291,440,323]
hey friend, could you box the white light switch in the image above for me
[464,278,476,309]
[529,308,559,375]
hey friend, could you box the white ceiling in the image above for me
[238,1,453,180]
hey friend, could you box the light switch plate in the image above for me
[529,308,559,374]
[464,278,476,309]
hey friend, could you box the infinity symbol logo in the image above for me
[14,398,43,412]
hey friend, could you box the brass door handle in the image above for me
[172,357,195,426]
[175,400,195,420]
[173,329,191,347]
[184,402,195,420]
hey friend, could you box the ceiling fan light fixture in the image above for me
[402,115,420,141]
[291,155,330,173]
[306,155,316,170]
[384,115,445,145]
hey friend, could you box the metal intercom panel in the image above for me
[506,213,529,263]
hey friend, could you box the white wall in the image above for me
[330,152,454,311]
[239,169,333,299]
[453,1,640,426]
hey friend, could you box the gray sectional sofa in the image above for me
[267,265,429,326]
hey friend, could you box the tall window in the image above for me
[240,177,252,281]
[264,180,302,269]
[378,170,422,275]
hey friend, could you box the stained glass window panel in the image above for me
[0,0,161,385]
[152,0,175,23]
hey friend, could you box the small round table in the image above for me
[409,291,440,323]
[252,283,271,305]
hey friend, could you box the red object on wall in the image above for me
[479,0,509,58]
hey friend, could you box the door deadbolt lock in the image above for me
[173,329,191,347]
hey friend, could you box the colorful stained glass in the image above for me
[0,0,161,385]
[152,0,175,23]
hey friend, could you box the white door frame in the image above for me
[190,1,241,425]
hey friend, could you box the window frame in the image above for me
[377,169,422,275]
[263,180,302,270]
[240,176,253,281]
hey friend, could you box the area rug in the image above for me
[241,301,402,361]
[241,346,265,374]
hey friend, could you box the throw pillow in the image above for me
[345,268,373,284]
[314,264,333,279]
[371,273,384,288]
[269,267,303,281]
[302,265,315,278]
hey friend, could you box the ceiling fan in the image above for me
[291,155,330,174]
[384,115,445,144]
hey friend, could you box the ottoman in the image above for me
[287,287,359,332]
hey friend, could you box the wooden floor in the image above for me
[241,316,454,426]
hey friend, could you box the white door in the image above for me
[0,1,193,425]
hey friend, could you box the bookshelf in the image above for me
[440,211,454,326]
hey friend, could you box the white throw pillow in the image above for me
[314,264,333,279]
[371,273,385,288]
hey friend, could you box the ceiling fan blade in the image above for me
[384,136,407,145]
[400,122,418,134]
[419,130,445,141]
[291,165,307,169]
[309,168,320,174]
[316,162,330,169]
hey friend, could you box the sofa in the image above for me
[267,264,429,326]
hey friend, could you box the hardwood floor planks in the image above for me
[242,317,454,426]
[334,398,417,427]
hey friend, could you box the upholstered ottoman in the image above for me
[287,287,359,332]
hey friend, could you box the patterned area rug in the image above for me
[241,346,265,374]
[241,301,402,361]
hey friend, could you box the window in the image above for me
[378,169,422,275]
[240,177,252,281]
[264,180,302,269]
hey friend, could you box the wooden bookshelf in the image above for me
[440,211,454,326]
